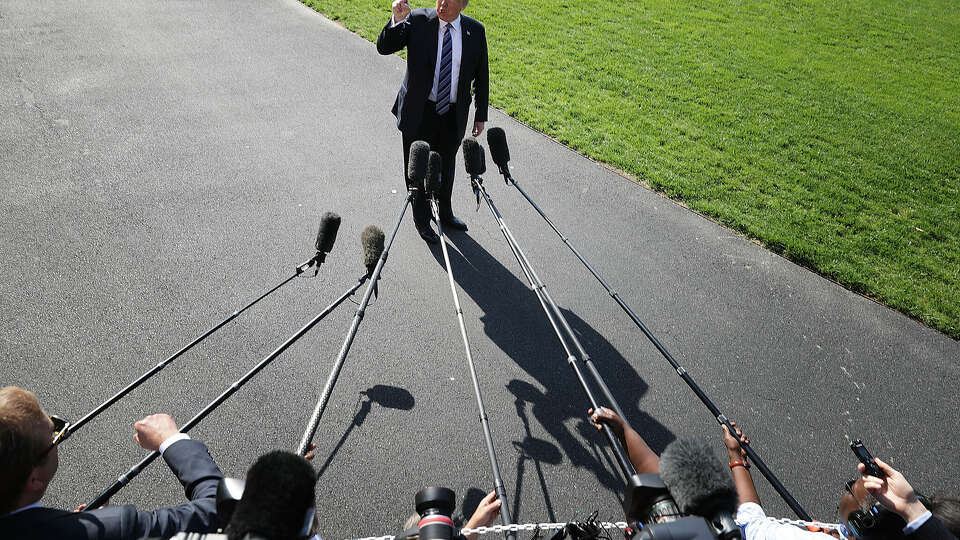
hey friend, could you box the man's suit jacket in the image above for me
[377,8,489,141]
[910,515,958,540]
[0,439,224,540]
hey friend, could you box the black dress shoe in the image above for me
[417,226,440,244]
[440,215,468,231]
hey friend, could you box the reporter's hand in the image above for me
[859,458,928,523]
[76,500,109,512]
[472,122,485,137]
[589,406,625,437]
[721,422,749,461]
[465,491,501,539]
[133,414,180,452]
[392,0,410,22]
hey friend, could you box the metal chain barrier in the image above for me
[346,520,629,540]
[461,521,628,535]
[768,517,845,532]
[345,516,848,540]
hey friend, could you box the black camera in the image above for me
[624,474,740,540]
[415,487,461,540]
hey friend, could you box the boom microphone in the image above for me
[659,438,740,539]
[361,226,385,274]
[486,127,511,175]
[313,212,341,270]
[408,140,431,189]
[424,151,443,196]
[462,137,486,178]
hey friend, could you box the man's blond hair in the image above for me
[0,386,50,514]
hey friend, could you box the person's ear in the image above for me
[25,465,50,494]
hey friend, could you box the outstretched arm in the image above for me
[377,0,412,55]
[463,491,502,540]
[722,422,760,506]
[589,407,660,474]
[86,414,225,539]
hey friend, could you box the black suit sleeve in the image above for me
[89,439,224,539]
[908,515,958,540]
[472,24,489,123]
[377,16,410,55]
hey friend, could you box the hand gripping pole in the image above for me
[471,176,637,484]
[492,133,811,520]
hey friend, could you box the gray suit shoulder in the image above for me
[409,7,435,21]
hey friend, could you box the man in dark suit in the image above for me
[377,0,489,244]
[0,386,224,540]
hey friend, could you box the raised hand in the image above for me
[392,0,411,22]
[464,491,502,540]
[859,458,928,523]
[721,421,750,461]
[133,413,180,452]
[589,406,626,438]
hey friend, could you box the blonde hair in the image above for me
[0,386,50,514]
[403,512,420,539]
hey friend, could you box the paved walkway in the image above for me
[1,0,956,535]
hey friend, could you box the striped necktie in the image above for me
[436,23,453,115]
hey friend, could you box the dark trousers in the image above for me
[402,101,460,228]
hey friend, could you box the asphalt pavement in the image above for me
[1,1,957,537]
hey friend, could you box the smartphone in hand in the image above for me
[851,439,885,478]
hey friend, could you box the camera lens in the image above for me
[415,487,456,540]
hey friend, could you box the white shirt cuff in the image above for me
[159,433,191,455]
[903,510,932,534]
[391,15,408,27]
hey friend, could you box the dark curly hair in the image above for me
[226,451,317,540]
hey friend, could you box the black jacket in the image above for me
[377,8,489,140]
[909,515,958,540]
[0,440,224,540]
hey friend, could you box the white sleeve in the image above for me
[158,433,191,455]
[903,510,933,534]
[736,503,835,540]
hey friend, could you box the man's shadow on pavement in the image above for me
[428,229,675,518]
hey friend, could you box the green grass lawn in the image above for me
[302,0,960,338]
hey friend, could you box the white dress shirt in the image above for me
[736,502,837,540]
[389,13,463,106]
[429,16,462,105]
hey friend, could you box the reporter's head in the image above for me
[225,451,317,540]
[0,386,59,515]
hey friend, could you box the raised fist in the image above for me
[392,0,411,22]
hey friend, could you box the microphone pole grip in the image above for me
[84,451,161,511]
[718,415,811,521]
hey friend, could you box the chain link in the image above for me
[346,517,844,540]
[768,517,845,532]
[347,520,629,540]
[461,521,627,535]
